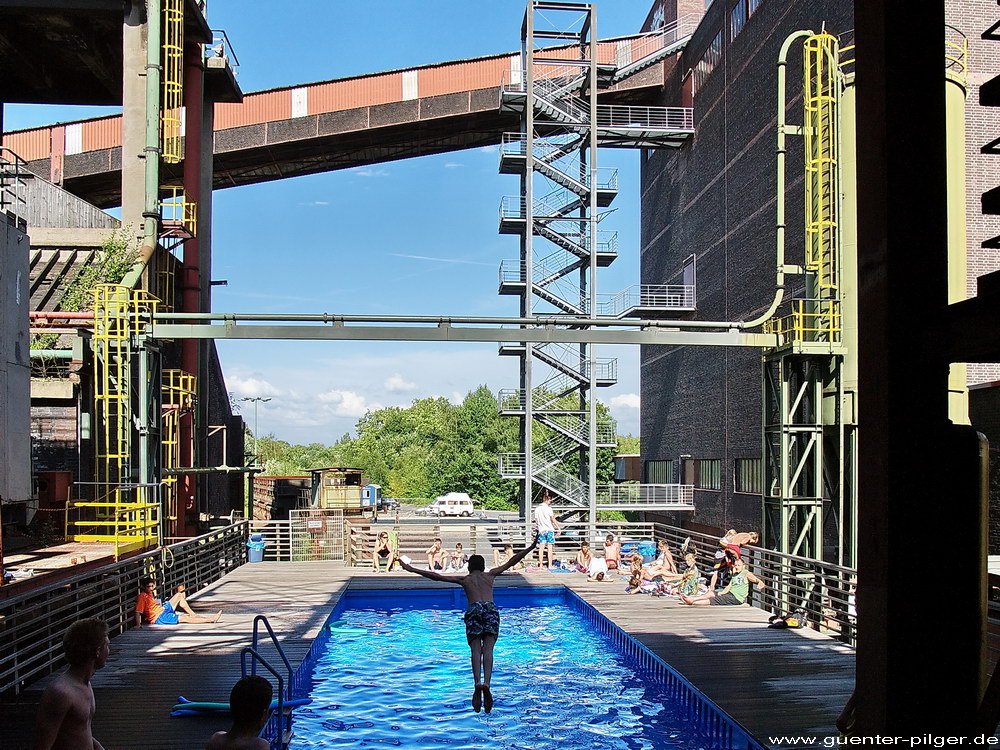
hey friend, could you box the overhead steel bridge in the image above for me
[3,29,691,208]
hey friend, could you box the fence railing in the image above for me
[249,519,293,561]
[650,523,856,645]
[0,522,248,695]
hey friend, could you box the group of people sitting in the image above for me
[371,532,473,573]
[555,530,765,607]
[371,527,765,608]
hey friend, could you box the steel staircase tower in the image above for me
[497,1,698,522]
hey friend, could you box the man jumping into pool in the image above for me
[397,536,538,714]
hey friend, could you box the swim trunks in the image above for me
[155,601,180,625]
[538,531,555,544]
[709,592,742,606]
[463,601,500,639]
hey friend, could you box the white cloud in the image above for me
[298,200,329,206]
[450,391,464,405]
[610,393,640,409]
[479,145,498,153]
[229,375,284,398]
[317,389,381,417]
[354,167,389,178]
[444,162,464,168]
[384,373,417,392]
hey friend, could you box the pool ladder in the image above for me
[243,615,295,750]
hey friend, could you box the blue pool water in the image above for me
[285,588,755,750]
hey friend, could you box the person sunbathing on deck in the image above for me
[397,536,539,714]
[425,538,448,570]
[448,543,469,571]
[373,531,396,573]
[680,558,764,606]
[575,541,594,573]
[492,543,523,571]
[603,534,621,570]
[134,578,221,627]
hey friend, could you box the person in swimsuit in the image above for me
[134,578,221,627]
[603,534,621,569]
[492,543,523,571]
[575,541,594,573]
[448,542,469,571]
[33,618,110,750]
[709,529,759,591]
[398,536,538,713]
[425,538,448,570]
[680,558,764,605]
[373,531,395,573]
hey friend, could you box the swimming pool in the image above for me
[282,587,762,750]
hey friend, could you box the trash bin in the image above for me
[247,533,266,563]
[637,540,657,564]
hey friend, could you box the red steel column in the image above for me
[178,39,204,539]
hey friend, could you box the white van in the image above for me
[430,492,476,517]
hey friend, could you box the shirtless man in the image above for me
[33,618,109,750]
[205,675,272,750]
[398,536,539,713]
[134,578,221,627]
[425,538,448,570]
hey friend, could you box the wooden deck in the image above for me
[0,563,854,750]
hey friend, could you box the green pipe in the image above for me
[744,30,814,328]
[30,349,74,359]
[121,0,162,290]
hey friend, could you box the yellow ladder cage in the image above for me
[161,0,184,164]
[81,284,162,556]
[803,32,840,295]
[161,369,197,526]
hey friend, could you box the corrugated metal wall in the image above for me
[2,129,50,162]
[1,36,656,157]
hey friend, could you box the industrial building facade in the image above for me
[639,0,1000,548]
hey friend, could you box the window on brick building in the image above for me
[696,459,721,490]
[748,0,762,16]
[692,32,723,96]
[644,459,674,484]
[731,1,747,40]
[735,458,763,494]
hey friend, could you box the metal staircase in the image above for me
[495,1,699,520]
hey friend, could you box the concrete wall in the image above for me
[1,214,30,505]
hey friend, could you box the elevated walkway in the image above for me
[3,34,686,209]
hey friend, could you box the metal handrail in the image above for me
[596,105,694,131]
[208,28,240,71]
[240,647,287,750]
[251,614,294,694]
[0,147,28,222]
[595,283,696,316]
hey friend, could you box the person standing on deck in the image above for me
[33,618,110,750]
[533,492,561,568]
[397,536,538,713]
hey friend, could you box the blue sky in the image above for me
[6,0,655,444]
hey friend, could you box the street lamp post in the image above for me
[239,396,271,464]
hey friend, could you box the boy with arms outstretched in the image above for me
[397,536,538,713]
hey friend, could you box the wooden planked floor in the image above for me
[0,563,853,750]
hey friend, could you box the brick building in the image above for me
[639,0,999,539]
